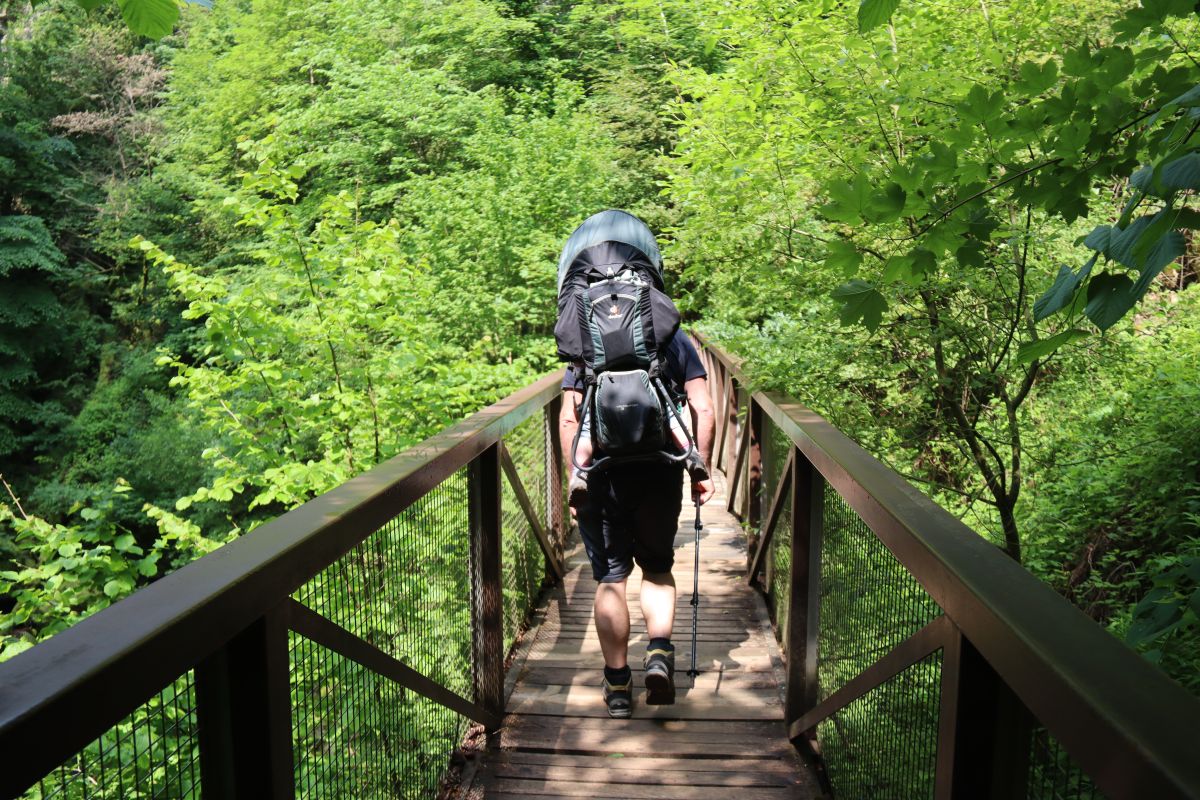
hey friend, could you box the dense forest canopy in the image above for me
[0,0,1197,693]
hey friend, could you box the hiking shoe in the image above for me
[602,675,633,718]
[568,470,588,508]
[685,451,710,484]
[643,647,676,705]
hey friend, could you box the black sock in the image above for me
[604,665,632,684]
[648,637,673,653]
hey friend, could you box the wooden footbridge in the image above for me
[2,337,1198,800]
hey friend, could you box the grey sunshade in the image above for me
[556,209,663,292]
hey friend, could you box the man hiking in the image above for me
[552,209,716,717]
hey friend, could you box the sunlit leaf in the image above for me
[831,280,888,332]
[1084,272,1136,331]
[1016,328,1090,363]
[117,0,180,39]
[857,0,900,33]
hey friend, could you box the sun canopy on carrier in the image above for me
[556,209,664,294]
[553,209,679,367]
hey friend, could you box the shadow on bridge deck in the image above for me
[465,471,823,799]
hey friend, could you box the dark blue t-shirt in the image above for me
[561,335,707,396]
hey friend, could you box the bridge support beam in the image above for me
[936,631,1033,799]
[784,449,824,725]
[470,443,504,729]
[545,394,565,566]
[747,398,763,531]
[195,602,294,800]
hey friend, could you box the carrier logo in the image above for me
[608,304,622,318]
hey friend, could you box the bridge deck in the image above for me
[470,472,822,798]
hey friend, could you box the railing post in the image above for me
[936,631,1033,799]
[746,397,763,531]
[469,444,504,728]
[195,602,294,800]
[545,395,565,564]
[785,449,823,726]
[723,380,740,478]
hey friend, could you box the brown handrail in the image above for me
[0,371,564,798]
[693,331,1200,800]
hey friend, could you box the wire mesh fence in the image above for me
[817,650,942,800]
[10,389,566,800]
[23,673,200,800]
[499,414,552,652]
[817,488,942,698]
[752,411,945,800]
[290,471,474,799]
[1027,728,1106,800]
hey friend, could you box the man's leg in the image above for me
[594,579,631,668]
[595,578,635,718]
[640,571,676,640]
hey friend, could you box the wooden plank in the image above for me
[484,778,797,799]
[498,726,795,757]
[501,714,789,736]
[490,750,799,773]
[505,696,782,720]
[525,641,777,658]
[514,667,782,691]
[485,762,801,788]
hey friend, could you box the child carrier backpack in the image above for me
[553,209,696,474]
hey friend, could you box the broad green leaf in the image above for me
[1129,164,1158,195]
[824,240,863,277]
[857,0,900,33]
[1084,272,1136,331]
[831,280,888,332]
[882,253,913,283]
[1131,231,1185,298]
[1018,59,1058,93]
[1127,587,1184,647]
[1016,328,1090,363]
[1168,84,1200,108]
[117,0,180,39]
[1160,153,1200,191]
[103,578,132,598]
[820,174,873,224]
[1033,254,1095,321]
[1106,216,1154,267]
[956,242,985,268]
[869,182,906,222]
[1082,225,1111,252]
[909,248,936,279]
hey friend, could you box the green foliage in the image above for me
[139,150,553,523]
[1020,288,1200,690]
[0,216,78,463]
[0,481,228,661]
[818,1,1200,355]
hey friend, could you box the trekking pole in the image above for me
[688,493,702,678]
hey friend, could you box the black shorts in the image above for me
[576,463,685,583]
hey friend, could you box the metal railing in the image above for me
[5,337,1200,800]
[0,373,567,800]
[694,332,1200,800]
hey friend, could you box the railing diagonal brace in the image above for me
[499,442,564,581]
[286,599,504,730]
[747,448,795,586]
[787,615,954,742]
[726,414,752,516]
